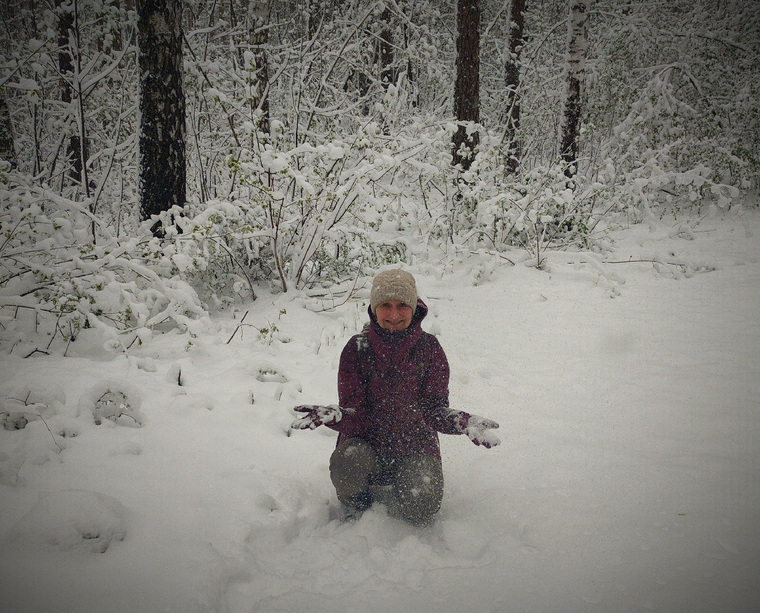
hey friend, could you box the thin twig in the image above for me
[314,262,365,313]
[1,411,64,452]
[226,310,249,344]
[603,259,684,267]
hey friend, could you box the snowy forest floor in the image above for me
[1,208,759,613]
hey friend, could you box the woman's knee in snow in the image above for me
[329,438,378,507]
[392,454,444,525]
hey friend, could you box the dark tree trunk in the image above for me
[378,6,395,134]
[137,0,186,223]
[307,0,323,40]
[560,1,589,179]
[56,0,83,185]
[378,7,395,89]
[504,0,526,174]
[0,93,17,168]
[452,0,480,170]
[250,0,271,133]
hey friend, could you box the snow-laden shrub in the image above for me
[151,200,409,303]
[0,171,209,355]
[437,130,601,266]
[0,388,63,432]
[226,119,600,270]
[597,76,747,216]
[218,122,437,291]
[79,380,144,427]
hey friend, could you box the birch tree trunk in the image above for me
[137,0,186,223]
[560,0,589,179]
[504,0,526,174]
[452,0,480,171]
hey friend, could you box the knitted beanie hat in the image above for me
[370,269,418,314]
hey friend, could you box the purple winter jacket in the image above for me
[330,299,462,459]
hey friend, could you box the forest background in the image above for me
[0,0,758,354]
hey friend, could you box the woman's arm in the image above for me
[332,335,371,436]
[419,335,462,435]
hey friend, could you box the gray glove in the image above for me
[450,410,501,448]
[291,404,342,430]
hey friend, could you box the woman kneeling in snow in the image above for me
[292,269,500,525]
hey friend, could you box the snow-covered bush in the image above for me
[0,171,209,355]
[80,380,144,427]
[0,3,138,217]
[221,121,446,291]
[439,129,600,266]
[580,1,758,212]
[0,388,62,432]
[598,83,745,217]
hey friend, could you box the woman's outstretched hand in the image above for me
[449,410,501,448]
[291,404,342,430]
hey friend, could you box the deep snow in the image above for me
[1,209,759,613]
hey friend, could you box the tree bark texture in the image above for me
[560,0,589,178]
[249,0,271,133]
[452,0,480,170]
[378,6,395,134]
[0,93,17,168]
[138,0,186,221]
[378,7,395,89]
[56,0,83,185]
[504,0,526,174]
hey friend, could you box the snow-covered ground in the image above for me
[1,208,759,613]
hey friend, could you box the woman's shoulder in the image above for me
[419,329,443,348]
[342,329,371,356]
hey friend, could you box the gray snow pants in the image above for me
[329,437,444,525]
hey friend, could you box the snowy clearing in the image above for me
[1,209,759,613]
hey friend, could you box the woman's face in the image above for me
[375,300,414,332]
